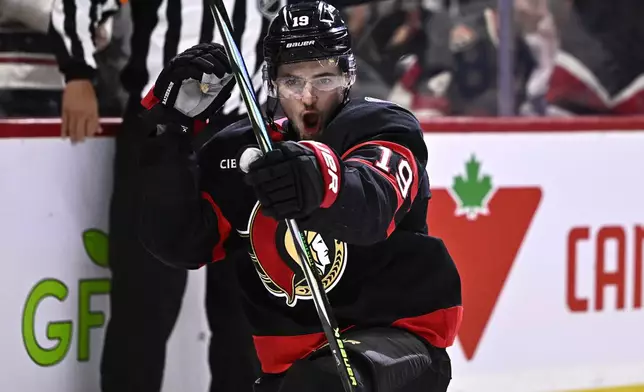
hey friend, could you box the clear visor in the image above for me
[266,57,353,100]
[274,74,350,99]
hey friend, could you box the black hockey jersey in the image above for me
[139,97,463,374]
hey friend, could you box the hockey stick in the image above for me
[208,2,357,391]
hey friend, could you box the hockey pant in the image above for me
[253,327,452,392]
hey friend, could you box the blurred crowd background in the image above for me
[1,0,643,120]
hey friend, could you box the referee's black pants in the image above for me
[100,102,260,392]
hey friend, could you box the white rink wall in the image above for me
[1,118,643,392]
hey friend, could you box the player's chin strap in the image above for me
[341,85,351,103]
[265,97,281,134]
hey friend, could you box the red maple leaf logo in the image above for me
[426,155,542,360]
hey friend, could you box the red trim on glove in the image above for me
[141,84,208,133]
[141,86,160,109]
[299,141,341,209]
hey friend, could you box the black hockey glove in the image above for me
[144,43,236,128]
[242,141,342,220]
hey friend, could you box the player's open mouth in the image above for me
[302,112,321,134]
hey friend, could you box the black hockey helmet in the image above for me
[262,1,356,98]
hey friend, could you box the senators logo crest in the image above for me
[245,202,347,307]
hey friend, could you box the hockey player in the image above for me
[138,1,462,391]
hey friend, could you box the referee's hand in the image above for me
[61,79,102,144]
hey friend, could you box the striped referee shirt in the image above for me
[50,0,280,116]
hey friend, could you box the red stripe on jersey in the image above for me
[141,86,159,109]
[253,325,356,374]
[201,192,231,262]
[253,332,327,373]
[252,306,461,374]
[300,141,341,208]
[391,306,463,348]
[268,117,288,141]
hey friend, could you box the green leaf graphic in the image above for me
[451,155,493,220]
[82,229,109,268]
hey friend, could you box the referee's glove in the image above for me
[142,43,236,129]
